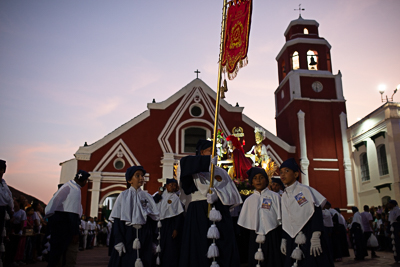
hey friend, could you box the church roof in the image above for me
[284,16,319,37]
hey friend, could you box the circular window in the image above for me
[189,104,203,117]
[114,158,125,170]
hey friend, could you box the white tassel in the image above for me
[392,234,395,239]
[291,246,303,260]
[133,224,142,230]
[156,244,161,253]
[393,245,396,252]
[5,212,9,220]
[211,261,220,267]
[207,224,220,239]
[47,235,51,239]
[292,262,299,267]
[42,249,48,255]
[295,231,306,245]
[133,238,141,249]
[45,242,50,248]
[156,256,160,265]
[135,258,144,267]
[256,265,261,267]
[158,221,162,228]
[209,207,222,222]
[0,243,4,252]
[391,226,394,231]
[207,243,219,258]
[393,240,396,245]
[256,234,265,244]
[1,228,5,237]
[254,248,264,261]
[157,234,161,240]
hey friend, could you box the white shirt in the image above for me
[45,180,83,218]
[0,179,13,209]
[351,211,364,232]
[389,206,400,224]
[109,187,159,225]
[238,188,281,235]
[13,209,27,224]
[157,191,184,220]
[281,181,326,238]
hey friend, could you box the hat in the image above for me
[0,160,6,172]
[271,177,284,189]
[246,167,269,186]
[389,200,398,206]
[166,178,177,185]
[195,140,213,156]
[125,166,146,182]
[279,158,305,175]
[75,170,90,181]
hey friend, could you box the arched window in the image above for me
[184,127,207,153]
[281,60,286,78]
[327,52,332,72]
[360,152,370,181]
[303,28,309,34]
[307,50,318,70]
[377,145,389,176]
[382,196,391,206]
[291,51,300,70]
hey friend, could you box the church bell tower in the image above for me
[274,16,354,209]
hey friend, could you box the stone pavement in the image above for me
[28,246,400,267]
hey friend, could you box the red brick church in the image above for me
[59,16,355,218]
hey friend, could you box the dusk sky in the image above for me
[1,0,399,204]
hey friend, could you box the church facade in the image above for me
[59,16,355,218]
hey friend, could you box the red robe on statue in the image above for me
[226,135,253,181]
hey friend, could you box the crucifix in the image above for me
[194,69,201,79]
[294,4,305,17]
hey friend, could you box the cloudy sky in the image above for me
[1,0,399,204]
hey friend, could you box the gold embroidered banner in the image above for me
[221,0,252,80]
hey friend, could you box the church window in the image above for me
[303,28,309,34]
[114,158,125,170]
[291,51,300,70]
[190,104,204,117]
[382,196,391,206]
[184,127,207,153]
[327,52,332,72]
[281,60,286,78]
[360,152,370,181]
[307,50,318,70]
[377,144,389,176]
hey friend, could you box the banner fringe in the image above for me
[222,57,248,80]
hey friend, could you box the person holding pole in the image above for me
[178,139,242,267]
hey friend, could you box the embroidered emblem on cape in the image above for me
[215,175,223,182]
[167,200,172,204]
[140,199,148,208]
[261,198,272,210]
[294,192,308,206]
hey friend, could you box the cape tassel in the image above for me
[135,258,143,267]
[47,235,51,240]
[254,248,264,261]
[256,265,261,267]
[157,221,162,228]
[211,261,220,267]
[291,246,303,261]
[207,243,219,258]
[255,234,265,244]
[156,244,161,253]
[156,255,160,266]
[42,249,48,255]
[294,231,306,245]
[292,262,299,267]
[0,243,4,252]
[391,226,394,232]
[1,228,5,237]
[393,240,396,245]
[5,212,9,220]
[392,234,395,239]
[393,245,396,252]
[133,238,141,249]
[133,224,142,230]
[45,242,50,248]
[157,233,161,240]
[207,224,220,239]
[209,207,222,222]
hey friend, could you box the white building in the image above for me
[347,102,400,207]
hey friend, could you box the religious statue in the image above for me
[226,135,253,182]
[247,126,269,166]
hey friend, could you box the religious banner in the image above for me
[221,0,252,80]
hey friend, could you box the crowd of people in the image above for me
[1,139,400,267]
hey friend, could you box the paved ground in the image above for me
[28,246,400,267]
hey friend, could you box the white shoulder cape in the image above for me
[157,191,184,220]
[45,180,82,218]
[238,188,281,235]
[281,181,326,238]
[109,187,159,225]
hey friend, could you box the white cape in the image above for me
[45,180,82,218]
[238,188,281,235]
[389,206,400,224]
[109,187,159,225]
[157,191,184,220]
[350,211,364,231]
[282,181,326,238]
[178,165,242,209]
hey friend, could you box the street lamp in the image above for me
[379,84,400,102]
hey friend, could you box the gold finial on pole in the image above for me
[208,0,228,216]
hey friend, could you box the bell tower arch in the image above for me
[274,16,354,209]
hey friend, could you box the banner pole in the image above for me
[208,0,228,216]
